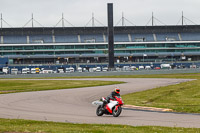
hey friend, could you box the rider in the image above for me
[101,88,120,109]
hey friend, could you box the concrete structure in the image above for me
[1,25,200,65]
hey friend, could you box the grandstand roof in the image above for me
[1,25,200,35]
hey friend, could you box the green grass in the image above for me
[0,118,199,133]
[0,80,124,94]
[121,73,200,113]
[27,73,200,79]
[83,73,200,79]
[1,74,200,132]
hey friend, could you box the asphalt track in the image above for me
[0,78,200,128]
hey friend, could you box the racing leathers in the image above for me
[101,91,120,108]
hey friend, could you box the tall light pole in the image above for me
[107,3,114,69]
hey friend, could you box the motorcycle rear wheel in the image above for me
[112,106,122,117]
[96,105,104,116]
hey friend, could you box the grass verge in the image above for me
[121,73,200,113]
[0,80,124,94]
[0,118,199,133]
[0,74,200,132]
[24,73,200,79]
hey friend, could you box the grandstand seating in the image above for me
[55,35,78,43]
[114,34,129,42]
[3,32,200,44]
[80,34,104,43]
[156,33,179,41]
[2,26,200,65]
[181,32,200,41]
[131,34,154,42]
[29,35,52,43]
[3,35,27,44]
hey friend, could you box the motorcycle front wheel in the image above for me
[112,106,122,117]
[96,105,104,116]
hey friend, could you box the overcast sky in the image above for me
[1,0,200,27]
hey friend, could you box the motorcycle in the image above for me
[95,96,124,117]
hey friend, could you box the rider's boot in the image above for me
[101,101,106,111]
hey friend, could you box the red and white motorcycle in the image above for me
[95,96,124,117]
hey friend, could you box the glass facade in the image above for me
[1,42,200,56]
[1,26,200,64]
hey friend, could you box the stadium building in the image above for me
[1,25,200,68]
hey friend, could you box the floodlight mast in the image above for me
[0,13,12,28]
[1,13,2,28]
[152,12,154,26]
[182,11,184,26]
[122,12,124,26]
[92,13,94,27]
[32,13,34,27]
[62,13,64,27]
[107,3,114,69]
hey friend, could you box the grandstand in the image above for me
[1,25,200,66]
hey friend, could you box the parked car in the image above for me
[122,66,130,71]
[2,67,9,74]
[154,67,161,70]
[95,67,101,72]
[11,68,18,74]
[42,69,53,74]
[190,65,196,68]
[31,68,36,74]
[102,67,108,72]
[130,66,137,71]
[160,64,171,69]
[145,66,151,70]
[89,68,95,72]
[139,66,144,70]
[82,68,88,72]
[35,68,40,74]
[66,67,74,73]
[69,67,74,72]
[177,65,185,69]
[58,68,64,73]
[77,67,83,72]
[22,68,30,74]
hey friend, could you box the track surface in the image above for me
[0,78,199,128]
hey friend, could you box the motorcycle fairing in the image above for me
[106,100,118,113]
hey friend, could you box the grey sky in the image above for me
[0,0,200,27]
